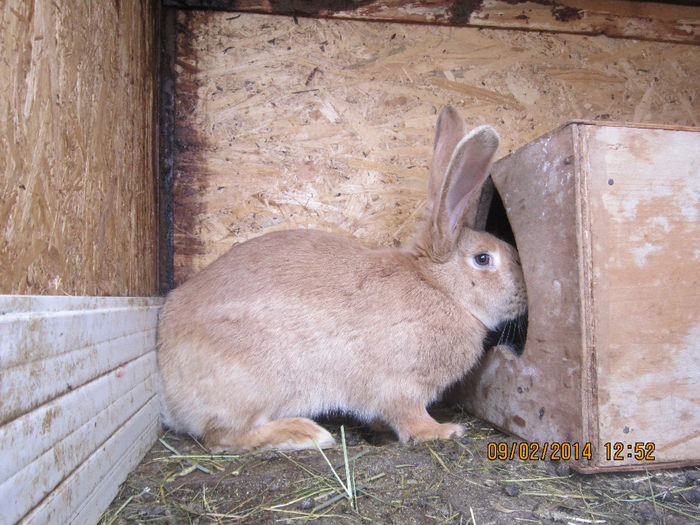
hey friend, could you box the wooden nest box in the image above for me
[460,121,700,473]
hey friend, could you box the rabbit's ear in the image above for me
[425,105,470,211]
[421,107,499,262]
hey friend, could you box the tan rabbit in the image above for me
[157,105,528,452]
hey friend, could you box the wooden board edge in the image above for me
[162,0,700,45]
[0,294,164,313]
[562,120,700,132]
[571,458,700,474]
[498,120,700,167]
[572,122,601,466]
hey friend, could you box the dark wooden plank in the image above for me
[158,8,178,294]
[162,0,700,44]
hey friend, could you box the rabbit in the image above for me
[156,105,528,453]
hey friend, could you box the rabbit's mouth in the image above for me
[482,312,528,356]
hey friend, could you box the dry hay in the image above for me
[101,408,700,524]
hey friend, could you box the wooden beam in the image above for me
[162,0,700,44]
[158,8,178,294]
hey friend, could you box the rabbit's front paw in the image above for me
[410,422,464,441]
[435,422,465,439]
[394,407,465,442]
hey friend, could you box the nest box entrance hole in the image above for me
[476,178,529,356]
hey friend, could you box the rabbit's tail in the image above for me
[204,417,335,453]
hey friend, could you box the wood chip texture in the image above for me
[171,11,698,284]
[0,1,159,295]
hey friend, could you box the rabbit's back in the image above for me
[161,229,452,338]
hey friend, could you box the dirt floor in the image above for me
[101,406,700,524]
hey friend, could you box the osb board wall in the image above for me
[0,0,159,296]
[170,10,699,285]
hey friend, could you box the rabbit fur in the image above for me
[157,105,528,452]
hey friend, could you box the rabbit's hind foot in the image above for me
[204,417,336,453]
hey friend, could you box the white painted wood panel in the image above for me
[23,398,161,525]
[0,296,163,525]
[1,327,157,426]
[1,303,159,373]
[1,354,155,510]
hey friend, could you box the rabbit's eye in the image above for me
[474,253,492,266]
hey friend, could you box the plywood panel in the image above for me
[0,0,159,295]
[170,11,699,284]
[582,126,700,466]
